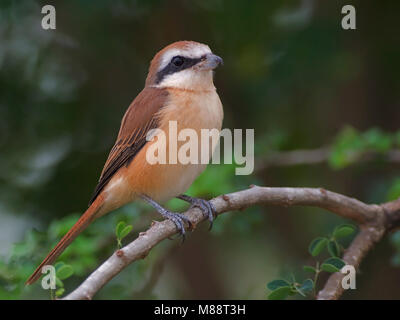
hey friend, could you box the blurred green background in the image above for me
[1,0,400,299]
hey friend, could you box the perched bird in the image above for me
[26,41,224,285]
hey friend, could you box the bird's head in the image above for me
[146,41,223,91]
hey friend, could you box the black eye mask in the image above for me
[155,55,204,84]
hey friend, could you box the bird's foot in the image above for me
[141,194,192,241]
[177,194,216,230]
[160,210,193,239]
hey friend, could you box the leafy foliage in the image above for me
[308,237,328,257]
[266,224,355,300]
[267,278,313,300]
[321,258,345,273]
[329,126,399,169]
[53,262,74,298]
[115,221,133,248]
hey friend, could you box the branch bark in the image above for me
[316,226,385,300]
[63,185,400,300]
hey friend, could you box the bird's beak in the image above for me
[197,53,224,70]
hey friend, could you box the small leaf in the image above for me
[299,279,314,293]
[54,261,65,271]
[308,237,328,256]
[268,286,291,300]
[55,288,65,297]
[333,224,356,238]
[321,257,346,273]
[119,225,133,240]
[303,265,317,273]
[56,264,73,280]
[267,279,290,291]
[327,240,340,257]
[328,126,364,169]
[321,264,339,273]
[116,221,127,239]
[56,278,64,288]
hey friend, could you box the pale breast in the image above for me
[125,88,224,203]
[158,88,223,132]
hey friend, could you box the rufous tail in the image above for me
[25,194,105,285]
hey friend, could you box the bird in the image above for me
[26,41,224,285]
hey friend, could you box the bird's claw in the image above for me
[178,195,216,230]
[162,210,192,242]
[191,198,216,230]
[141,194,193,242]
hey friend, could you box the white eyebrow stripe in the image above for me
[158,44,211,71]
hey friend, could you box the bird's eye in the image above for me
[171,56,184,67]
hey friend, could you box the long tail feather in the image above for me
[25,194,105,285]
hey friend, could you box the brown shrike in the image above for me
[26,41,224,285]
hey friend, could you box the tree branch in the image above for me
[317,226,385,300]
[63,185,400,300]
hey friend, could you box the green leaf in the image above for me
[56,278,64,288]
[55,288,65,297]
[299,279,314,293]
[119,225,133,240]
[321,257,346,273]
[268,286,291,300]
[333,224,356,238]
[294,279,314,297]
[303,265,317,273]
[267,279,290,291]
[116,221,127,239]
[54,261,65,271]
[329,126,364,169]
[56,264,73,280]
[363,128,392,152]
[327,240,340,257]
[308,237,328,256]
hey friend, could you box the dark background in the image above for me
[0,0,399,299]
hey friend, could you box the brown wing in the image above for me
[89,87,169,205]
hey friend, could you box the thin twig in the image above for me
[317,226,385,300]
